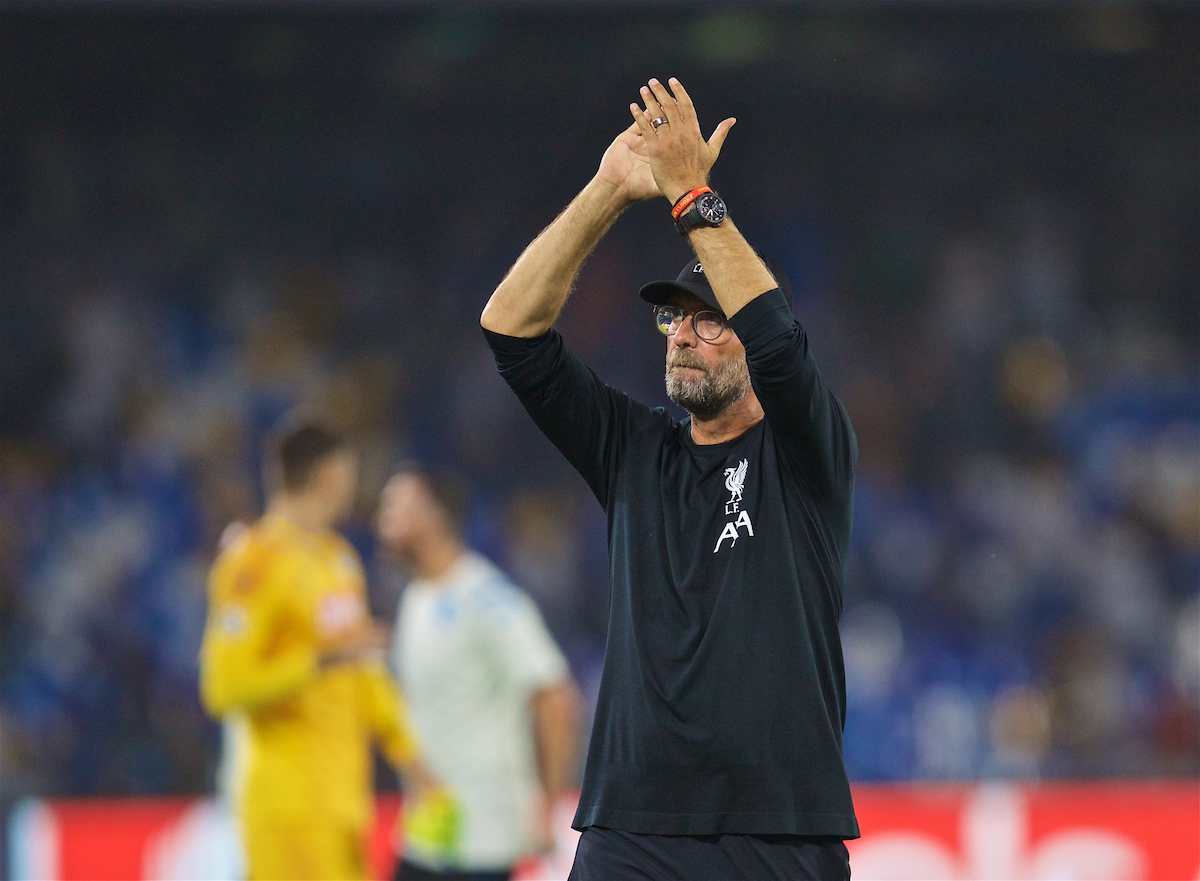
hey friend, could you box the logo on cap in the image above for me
[692,263,705,276]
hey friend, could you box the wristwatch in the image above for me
[672,187,728,236]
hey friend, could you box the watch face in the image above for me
[697,192,727,224]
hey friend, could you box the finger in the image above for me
[633,100,662,143]
[629,102,655,139]
[707,117,737,156]
[638,85,665,125]
[647,78,681,126]
[668,77,697,126]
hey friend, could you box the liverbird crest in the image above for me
[724,459,747,504]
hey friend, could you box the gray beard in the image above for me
[664,352,751,420]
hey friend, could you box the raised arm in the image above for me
[634,78,856,498]
[630,77,774,319]
[480,122,660,338]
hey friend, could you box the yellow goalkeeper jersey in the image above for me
[200,513,419,830]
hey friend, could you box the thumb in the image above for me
[707,117,737,156]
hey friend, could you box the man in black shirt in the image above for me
[481,78,857,880]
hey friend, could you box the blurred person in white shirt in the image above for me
[377,464,583,881]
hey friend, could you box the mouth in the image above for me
[668,361,708,374]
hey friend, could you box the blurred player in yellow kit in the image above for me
[200,421,454,880]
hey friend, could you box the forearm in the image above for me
[626,76,766,314]
[686,219,778,319]
[361,664,423,768]
[200,644,317,716]
[481,177,629,338]
[532,682,583,795]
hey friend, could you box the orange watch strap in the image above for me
[671,186,713,220]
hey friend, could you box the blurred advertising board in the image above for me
[8,782,1198,880]
[847,782,1198,881]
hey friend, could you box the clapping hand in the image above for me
[629,77,736,204]
[596,120,660,204]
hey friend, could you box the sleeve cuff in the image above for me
[481,325,555,353]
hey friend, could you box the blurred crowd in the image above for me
[1,4,1197,811]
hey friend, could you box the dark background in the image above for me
[1,0,1196,828]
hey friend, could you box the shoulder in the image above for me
[641,404,675,428]
[461,556,536,619]
[209,521,290,600]
[619,401,677,451]
[462,559,567,678]
[326,533,366,580]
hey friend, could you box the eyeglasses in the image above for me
[654,305,729,342]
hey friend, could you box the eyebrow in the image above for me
[665,299,725,317]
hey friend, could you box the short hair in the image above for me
[268,421,347,492]
[391,463,471,537]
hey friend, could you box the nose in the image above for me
[672,314,700,347]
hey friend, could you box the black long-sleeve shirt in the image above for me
[483,288,860,839]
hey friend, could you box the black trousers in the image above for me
[393,857,511,881]
[569,827,851,881]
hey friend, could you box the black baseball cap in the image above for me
[639,251,793,312]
